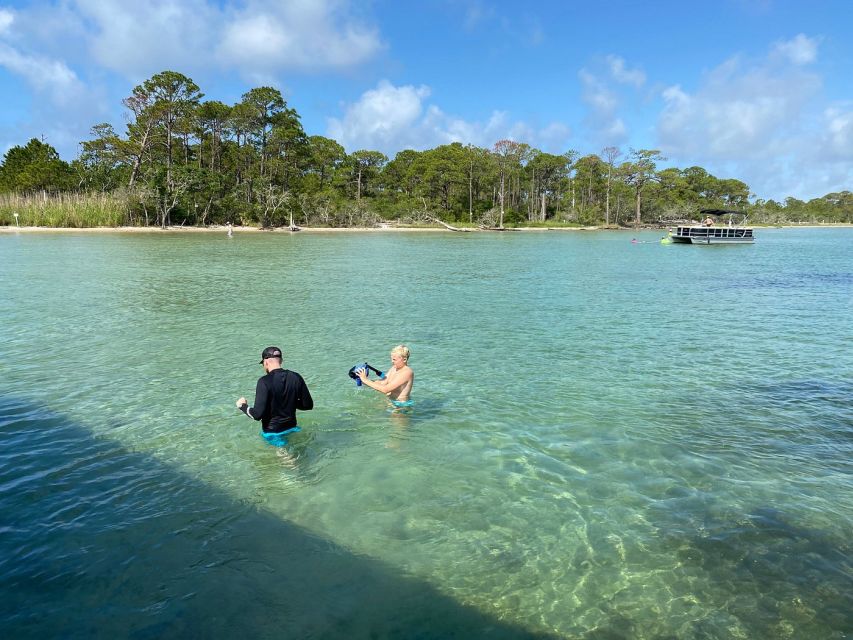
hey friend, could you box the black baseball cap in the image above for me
[259,346,283,363]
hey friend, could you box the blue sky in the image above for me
[0,0,851,201]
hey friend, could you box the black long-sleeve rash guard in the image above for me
[239,368,313,433]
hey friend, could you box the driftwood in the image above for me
[478,225,518,231]
[430,217,472,232]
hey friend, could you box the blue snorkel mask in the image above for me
[348,363,385,386]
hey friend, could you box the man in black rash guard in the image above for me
[236,346,313,444]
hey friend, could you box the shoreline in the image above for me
[1,223,851,234]
[0,224,603,234]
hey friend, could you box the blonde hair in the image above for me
[391,345,410,362]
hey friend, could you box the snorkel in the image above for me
[348,363,385,386]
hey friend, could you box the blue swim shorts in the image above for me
[390,399,414,408]
[260,426,301,447]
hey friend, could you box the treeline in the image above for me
[0,70,850,228]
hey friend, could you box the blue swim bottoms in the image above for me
[260,426,301,447]
[390,399,414,408]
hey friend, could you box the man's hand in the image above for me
[236,397,247,408]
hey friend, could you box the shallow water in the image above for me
[1,228,851,638]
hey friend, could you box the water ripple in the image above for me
[1,229,851,638]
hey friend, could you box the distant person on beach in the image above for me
[357,345,414,406]
[226,222,233,237]
[703,216,714,226]
[236,347,313,444]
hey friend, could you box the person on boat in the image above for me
[356,345,414,407]
[703,216,714,226]
[236,346,313,444]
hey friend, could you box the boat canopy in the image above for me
[700,209,742,216]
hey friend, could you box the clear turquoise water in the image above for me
[1,228,851,639]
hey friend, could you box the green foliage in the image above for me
[1,70,848,228]
[0,139,74,193]
[0,192,132,227]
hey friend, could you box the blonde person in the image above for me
[357,345,414,407]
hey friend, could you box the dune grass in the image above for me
[0,192,133,228]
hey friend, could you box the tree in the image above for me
[241,88,283,165]
[572,154,607,223]
[0,138,73,192]
[463,144,479,222]
[382,149,422,198]
[623,148,665,226]
[223,87,309,203]
[416,143,467,214]
[267,105,308,191]
[526,151,570,222]
[683,166,711,199]
[718,178,750,207]
[122,88,157,189]
[601,146,621,225]
[492,139,525,227]
[196,100,231,173]
[305,136,345,191]
[348,150,387,201]
[77,124,126,191]
[137,71,203,198]
[6,71,839,229]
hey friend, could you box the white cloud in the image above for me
[327,80,570,155]
[77,0,216,79]
[577,55,645,147]
[0,43,83,103]
[659,65,816,160]
[0,0,384,159]
[0,39,109,158]
[824,106,853,157]
[0,8,13,35]
[655,36,852,200]
[218,0,383,76]
[540,122,572,143]
[579,69,628,146]
[0,0,383,82]
[772,33,818,65]
[328,81,430,150]
[580,70,617,111]
[607,55,645,87]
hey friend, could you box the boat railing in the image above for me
[674,226,753,239]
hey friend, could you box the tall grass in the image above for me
[0,192,134,228]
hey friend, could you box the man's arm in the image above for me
[296,374,314,411]
[357,367,411,394]
[237,378,268,421]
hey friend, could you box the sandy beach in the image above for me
[0,224,603,234]
[1,223,850,234]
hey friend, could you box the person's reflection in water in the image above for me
[386,403,412,449]
[275,446,299,468]
[274,430,317,470]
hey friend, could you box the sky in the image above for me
[0,0,851,201]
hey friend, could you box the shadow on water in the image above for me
[0,397,557,640]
